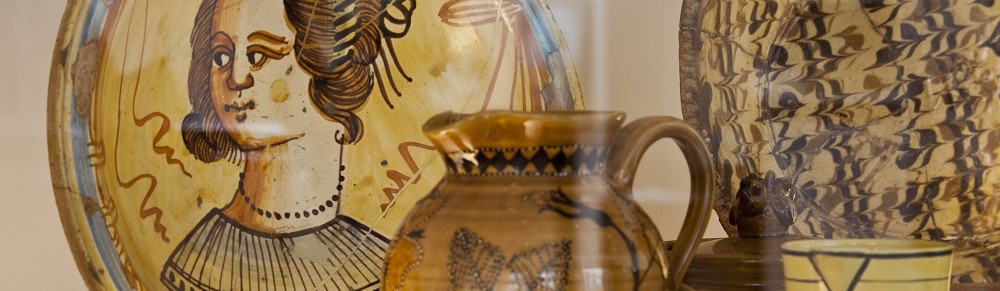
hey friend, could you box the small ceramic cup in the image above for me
[781,239,953,291]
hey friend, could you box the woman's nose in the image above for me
[227,58,255,91]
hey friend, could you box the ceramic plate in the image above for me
[680,0,1000,283]
[47,0,583,289]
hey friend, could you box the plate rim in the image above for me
[48,0,113,289]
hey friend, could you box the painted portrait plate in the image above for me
[679,0,1000,283]
[47,0,583,289]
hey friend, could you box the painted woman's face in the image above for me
[208,0,316,150]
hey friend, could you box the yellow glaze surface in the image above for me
[782,239,953,291]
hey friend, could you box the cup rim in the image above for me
[781,239,953,258]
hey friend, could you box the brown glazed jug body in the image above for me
[382,111,714,290]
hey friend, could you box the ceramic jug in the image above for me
[381,111,714,290]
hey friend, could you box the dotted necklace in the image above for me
[237,165,347,221]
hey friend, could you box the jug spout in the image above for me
[422,111,627,153]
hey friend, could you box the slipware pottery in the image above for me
[381,111,715,290]
[668,172,806,290]
[782,239,953,291]
[47,0,583,289]
[680,0,1000,283]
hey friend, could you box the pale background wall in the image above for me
[0,0,725,289]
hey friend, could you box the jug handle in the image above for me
[607,116,714,290]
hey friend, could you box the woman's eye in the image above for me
[248,52,266,66]
[213,52,231,68]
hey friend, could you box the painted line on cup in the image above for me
[805,255,870,291]
[784,278,821,283]
[787,250,952,290]
[859,277,950,283]
[782,248,952,259]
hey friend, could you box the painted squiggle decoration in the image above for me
[133,112,191,177]
[95,167,141,288]
[88,141,106,167]
[110,0,170,242]
[118,173,169,242]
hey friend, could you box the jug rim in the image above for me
[422,110,626,133]
[422,110,628,152]
[422,110,628,177]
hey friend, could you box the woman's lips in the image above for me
[224,100,257,112]
[225,100,256,123]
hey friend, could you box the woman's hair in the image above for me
[182,0,412,162]
[182,0,235,163]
